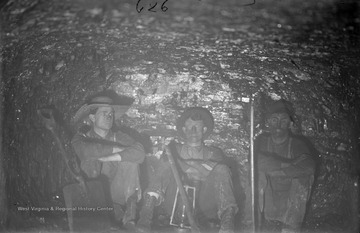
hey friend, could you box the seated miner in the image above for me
[71,90,145,228]
[255,100,315,233]
[135,107,238,233]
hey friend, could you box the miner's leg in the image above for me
[102,161,142,228]
[199,164,238,233]
[122,191,139,229]
[282,176,314,233]
[136,160,171,232]
[258,172,268,231]
[136,193,159,233]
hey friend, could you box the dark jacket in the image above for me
[71,128,145,178]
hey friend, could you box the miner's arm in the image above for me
[71,133,114,161]
[71,133,145,164]
[269,139,315,178]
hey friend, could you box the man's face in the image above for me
[90,106,114,132]
[182,118,207,144]
[268,112,291,139]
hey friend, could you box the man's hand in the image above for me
[292,154,309,165]
[98,147,124,161]
[186,160,213,171]
[113,146,124,153]
[98,154,122,162]
[267,170,286,177]
[258,153,282,172]
[201,160,217,170]
[185,160,211,180]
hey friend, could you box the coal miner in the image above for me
[255,100,315,233]
[71,90,145,228]
[135,107,238,233]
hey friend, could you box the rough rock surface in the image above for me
[0,0,359,232]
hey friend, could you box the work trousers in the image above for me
[258,172,314,229]
[145,159,238,220]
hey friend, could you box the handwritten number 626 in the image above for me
[136,0,169,13]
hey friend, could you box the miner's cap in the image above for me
[267,99,294,120]
[176,107,214,139]
[72,90,134,125]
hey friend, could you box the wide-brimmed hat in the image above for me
[72,90,134,125]
[176,107,214,139]
[266,99,294,120]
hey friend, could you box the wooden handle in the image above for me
[167,141,200,233]
[38,108,87,194]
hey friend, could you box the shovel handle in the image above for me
[167,141,201,233]
[38,108,86,190]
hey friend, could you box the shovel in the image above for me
[166,141,201,233]
[38,108,113,232]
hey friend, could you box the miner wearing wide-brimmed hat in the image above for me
[135,107,238,233]
[71,90,145,229]
[254,99,316,233]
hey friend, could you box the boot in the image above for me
[112,203,124,229]
[135,194,156,233]
[219,207,235,233]
[123,193,138,230]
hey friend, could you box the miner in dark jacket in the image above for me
[71,90,145,228]
[255,100,315,233]
[135,107,238,233]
